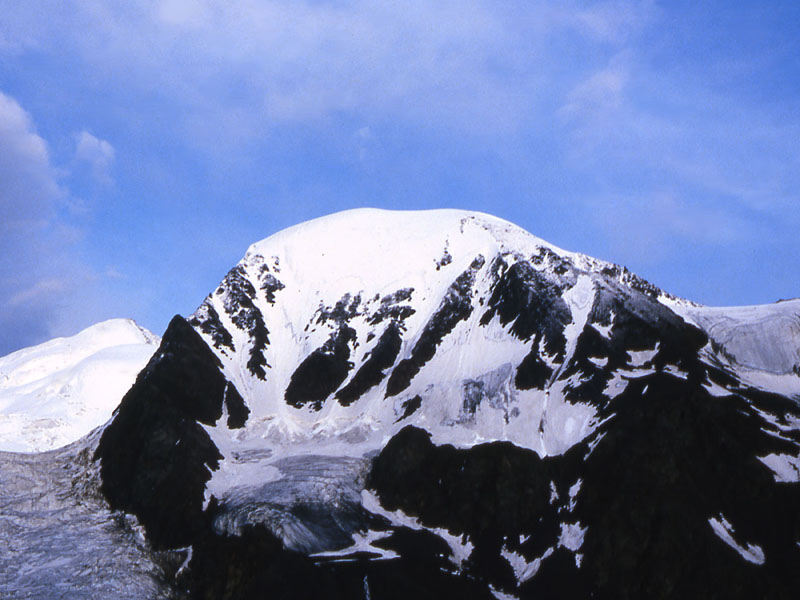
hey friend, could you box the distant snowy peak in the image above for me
[0,319,159,452]
[1,319,157,387]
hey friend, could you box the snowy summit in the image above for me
[0,319,159,452]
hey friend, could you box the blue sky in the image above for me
[1,1,799,355]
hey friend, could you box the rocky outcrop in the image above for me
[95,315,243,549]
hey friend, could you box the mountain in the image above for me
[3,209,799,599]
[0,318,159,452]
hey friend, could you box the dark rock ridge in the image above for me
[187,301,234,353]
[480,256,573,390]
[183,523,497,600]
[95,315,243,549]
[224,381,249,429]
[368,288,415,326]
[192,263,275,379]
[336,322,403,406]
[369,375,800,599]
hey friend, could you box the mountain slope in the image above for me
[0,319,159,452]
[20,209,800,598]
[183,209,709,459]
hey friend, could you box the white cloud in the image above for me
[75,130,115,184]
[0,91,60,228]
[1,0,796,313]
[0,91,104,354]
[0,91,63,351]
[0,1,654,142]
[560,63,628,122]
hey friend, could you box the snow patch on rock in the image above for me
[708,514,765,564]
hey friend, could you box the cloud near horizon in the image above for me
[0,92,120,355]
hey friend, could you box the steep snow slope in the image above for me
[0,319,159,452]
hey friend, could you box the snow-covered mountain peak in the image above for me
[241,208,569,300]
[247,207,553,258]
[1,319,156,388]
[86,210,800,599]
[0,319,159,452]
[184,208,708,476]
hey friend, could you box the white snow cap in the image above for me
[244,208,574,295]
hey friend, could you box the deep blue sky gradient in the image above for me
[1,1,798,354]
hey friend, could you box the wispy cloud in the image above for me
[570,0,658,43]
[559,59,629,130]
[75,130,115,185]
[0,91,65,351]
[0,91,60,226]
[592,191,749,267]
[556,41,800,263]
[7,278,71,307]
[0,92,112,354]
[0,1,653,140]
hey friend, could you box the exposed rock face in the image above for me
[285,324,357,410]
[369,381,800,600]
[89,209,800,599]
[95,316,242,549]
